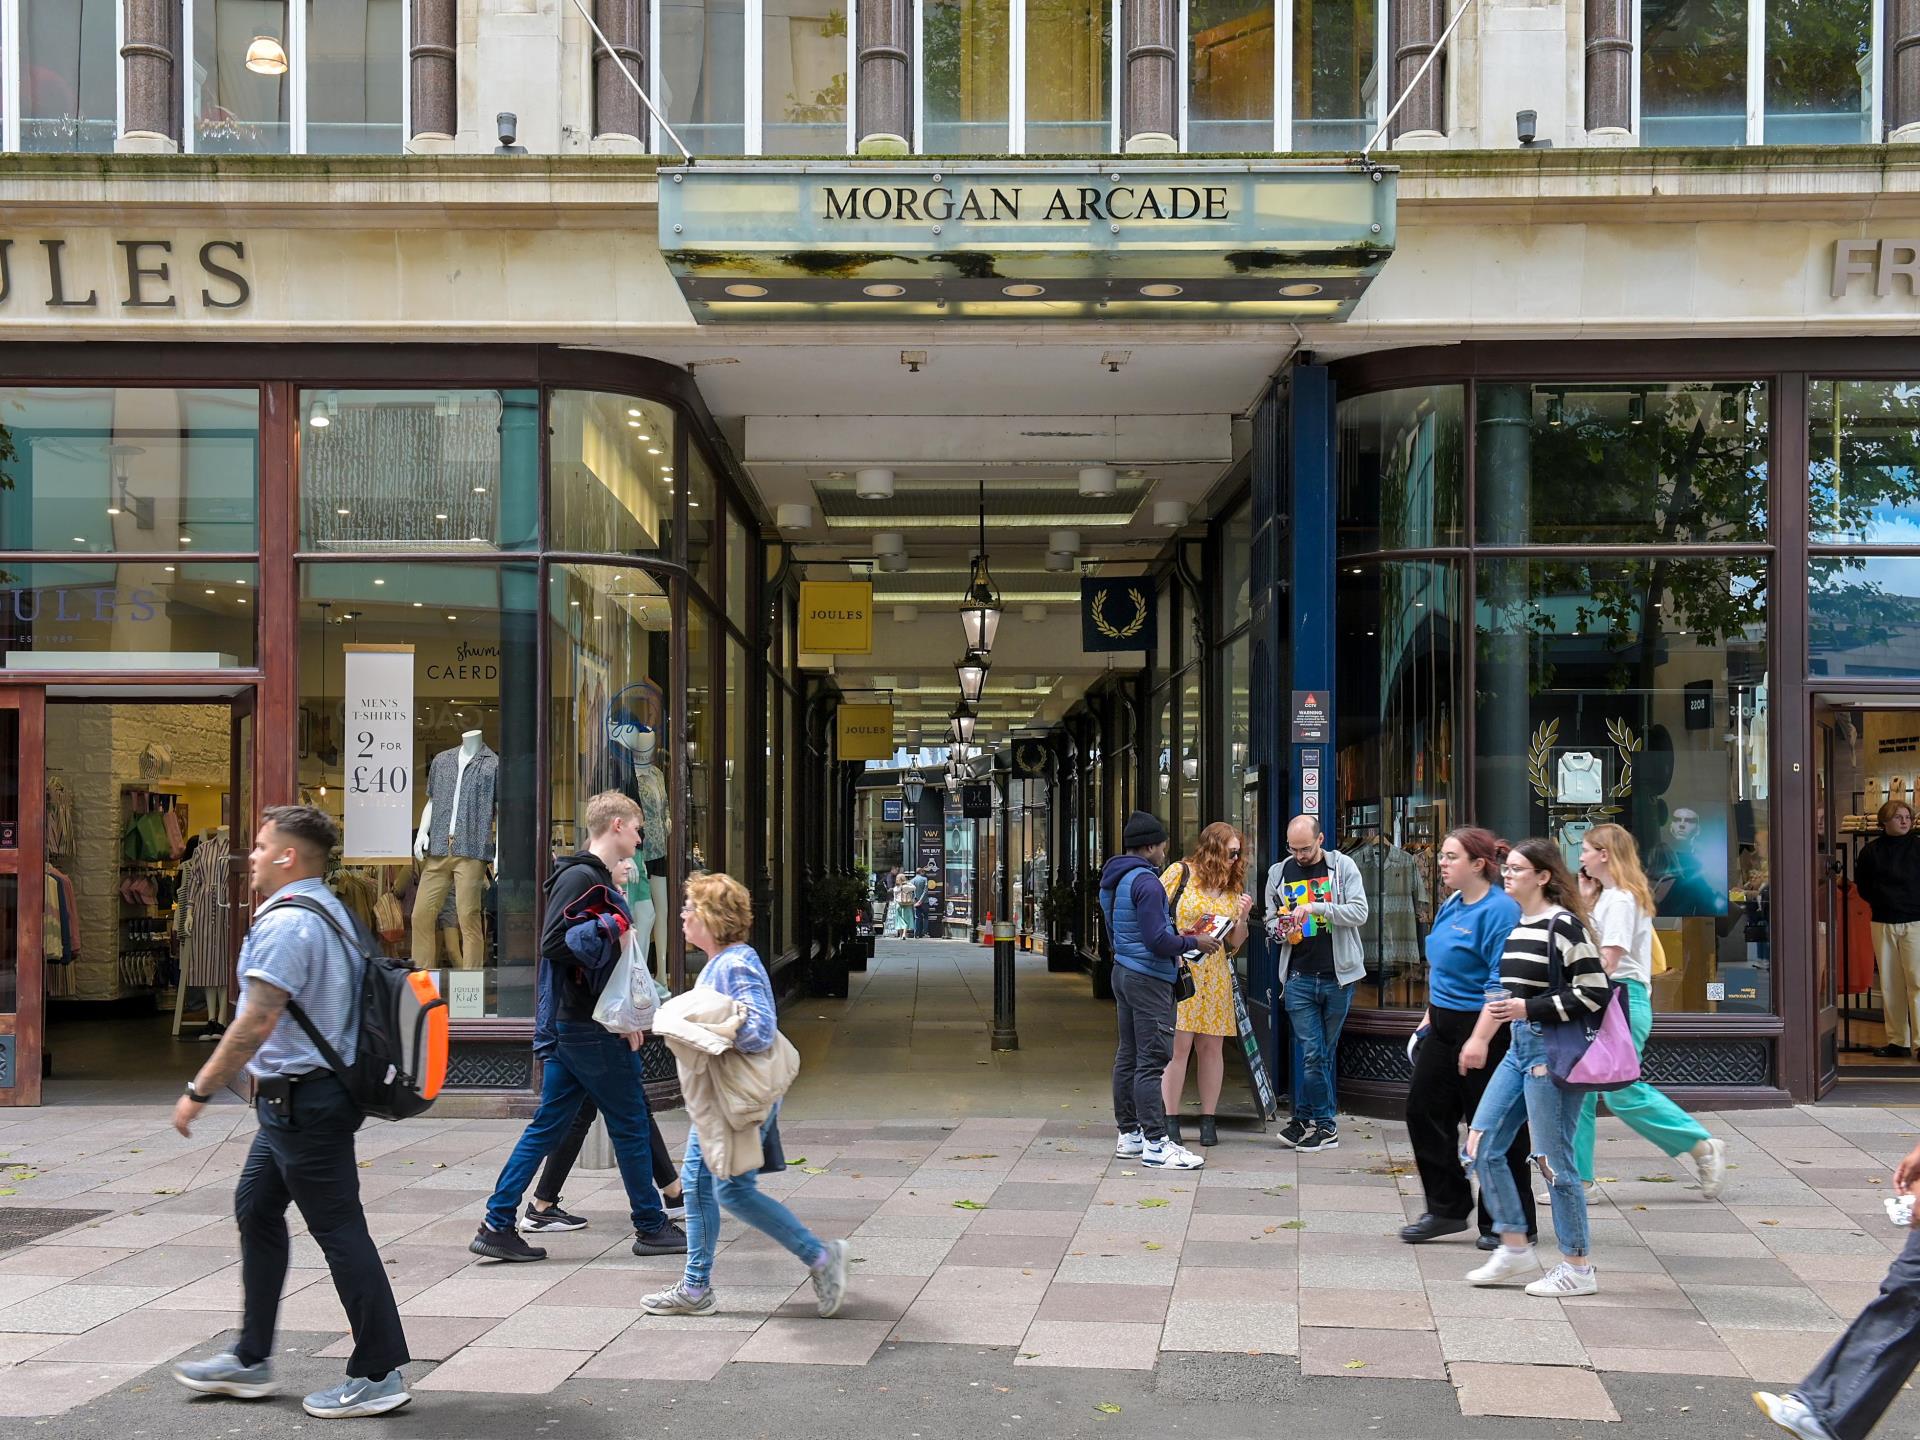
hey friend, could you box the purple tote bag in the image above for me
[1540,914,1643,1094]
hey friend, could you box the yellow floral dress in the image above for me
[1160,863,1239,1037]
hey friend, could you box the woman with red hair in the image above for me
[1159,823,1252,1148]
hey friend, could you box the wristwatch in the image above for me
[183,1080,211,1105]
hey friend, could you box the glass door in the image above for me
[0,689,45,1105]
[1814,701,1842,1095]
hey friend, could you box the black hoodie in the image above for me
[539,851,632,1035]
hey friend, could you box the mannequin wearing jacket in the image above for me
[412,731,499,969]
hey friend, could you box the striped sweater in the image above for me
[1499,908,1611,1024]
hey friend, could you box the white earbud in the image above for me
[273,855,294,868]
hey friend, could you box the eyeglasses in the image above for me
[1227,849,1242,859]
[1499,864,1536,876]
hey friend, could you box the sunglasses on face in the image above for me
[1227,848,1242,858]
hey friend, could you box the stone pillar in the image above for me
[1584,0,1632,141]
[1122,0,1177,154]
[1894,0,1920,141]
[1389,0,1447,146]
[119,0,181,154]
[594,0,645,142]
[856,0,911,156]
[410,0,458,146]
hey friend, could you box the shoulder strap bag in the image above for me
[1539,910,1641,1094]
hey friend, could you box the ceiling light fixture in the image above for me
[863,282,906,298]
[879,550,909,573]
[1153,500,1191,528]
[958,477,1002,656]
[1139,283,1183,297]
[1044,551,1076,573]
[775,502,813,531]
[1002,283,1045,298]
[956,651,989,705]
[872,531,906,558]
[1078,466,1117,498]
[1022,603,1047,623]
[1278,282,1323,297]
[723,283,768,298]
[948,701,978,745]
[244,34,289,75]
[856,468,895,500]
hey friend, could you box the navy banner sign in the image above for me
[1081,576,1156,653]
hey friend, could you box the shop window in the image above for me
[299,389,539,553]
[1221,497,1252,629]
[687,444,719,599]
[1336,385,1463,555]
[1025,0,1112,152]
[1641,0,1872,146]
[192,0,292,154]
[1178,663,1200,848]
[547,563,674,978]
[1810,555,1920,676]
[549,392,677,557]
[1187,0,1273,151]
[687,599,715,874]
[298,562,539,1019]
[1224,631,1250,831]
[305,0,405,155]
[780,678,797,945]
[1334,558,1459,1010]
[19,0,116,152]
[0,561,257,668]
[726,508,750,622]
[763,0,848,153]
[658,0,750,153]
[1475,556,1771,1014]
[0,873,13,1015]
[1809,380,1920,544]
[1154,689,1173,816]
[1474,382,1769,547]
[922,0,1012,153]
[726,636,749,873]
[0,387,259,553]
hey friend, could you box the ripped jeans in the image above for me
[1468,1020,1590,1259]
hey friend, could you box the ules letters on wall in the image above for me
[0,237,251,311]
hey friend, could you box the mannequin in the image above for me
[610,716,670,974]
[412,730,500,968]
[174,826,232,1038]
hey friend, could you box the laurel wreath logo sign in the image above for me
[1092,587,1149,640]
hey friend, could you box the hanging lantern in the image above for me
[958,477,1002,654]
[955,651,989,704]
[902,768,925,806]
[948,701,977,745]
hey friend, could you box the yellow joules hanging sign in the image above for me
[799,580,873,654]
[836,704,895,761]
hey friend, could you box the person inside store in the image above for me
[642,872,849,1319]
[469,791,687,1263]
[1399,827,1537,1251]
[1266,814,1370,1153]
[171,805,413,1420]
[1855,800,1920,1061]
[1463,838,1607,1297]
[1158,822,1254,1148]
[520,853,686,1236]
[1102,810,1219,1173]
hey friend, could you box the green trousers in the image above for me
[1575,977,1711,1182]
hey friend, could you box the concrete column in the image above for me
[1122,0,1177,154]
[119,0,180,154]
[594,0,646,142]
[410,0,458,145]
[856,0,912,156]
[1894,0,1920,141]
[1583,0,1632,139]
[1389,0,1446,146]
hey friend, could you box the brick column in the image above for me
[1894,0,1920,141]
[1584,0,1632,140]
[119,0,181,153]
[856,0,911,155]
[1389,0,1446,145]
[410,0,458,145]
[1122,0,1177,153]
[594,0,646,141]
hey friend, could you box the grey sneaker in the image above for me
[811,1238,849,1318]
[642,1280,717,1316]
[302,1371,411,1419]
[173,1351,276,1399]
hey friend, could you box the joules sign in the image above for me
[0,237,251,310]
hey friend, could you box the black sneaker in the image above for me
[1276,1117,1311,1149]
[632,1220,689,1256]
[1877,1043,1910,1059]
[520,1201,588,1233]
[470,1224,547,1262]
[1296,1125,1339,1153]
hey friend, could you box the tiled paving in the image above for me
[0,939,1917,1427]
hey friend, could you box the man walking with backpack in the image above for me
[470,790,686,1263]
[171,805,413,1419]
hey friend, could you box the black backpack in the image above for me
[272,896,450,1122]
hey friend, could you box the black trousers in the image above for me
[234,1073,409,1379]
[1799,1225,1920,1440]
[534,1097,679,1205]
[1405,1004,1537,1237]
[1112,963,1176,1142]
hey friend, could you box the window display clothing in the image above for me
[1347,836,1426,977]
[417,856,489,970]
[1555,752,1604,805]
[178,831,233,989]
[413,735,498,969]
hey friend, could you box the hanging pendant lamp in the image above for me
[958,476,1001,655]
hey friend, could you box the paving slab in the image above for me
[1300,1325,1447,1380]
[412,1344,591,1393]
[1449,1360,1621,1421]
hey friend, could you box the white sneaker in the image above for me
[1752,1391,1838,1440]
[1141,1138,1205,1170]
[1525,1261,1599,1297]
[1465,1244,1540,1287]
[1115,1129,1145,1158]
[1583,1180,1602,1202]
[1692,1137,1728,1199]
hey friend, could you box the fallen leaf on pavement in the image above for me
[1095,1402,1122,1414]
[1343,1360,1367,1370]
[952,1199,988,1210]
[1139,1198,1170,1208]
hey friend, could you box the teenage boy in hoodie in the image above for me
[1102,810,1220,1172]
[471,791,687,1262]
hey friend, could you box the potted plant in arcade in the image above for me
[806,873,866,999]
[1046,871,1083,973]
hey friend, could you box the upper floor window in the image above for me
[1640,0,1874,145]
[188,0,405,155]
[658,0,851,154]
[5,0,119,153]
[1187,0,1379,152]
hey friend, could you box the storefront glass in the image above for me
[1187,0,1272,151]
[1293,0,1376,151]
[1474,382,1769,546]
[687,599,715,872]
[194,0,293,154]
[1808,379,1920,544]
[549,392,677,556]
[305,0,405,153]
[0,387,259,553]
[20,0,116,152]
[763,0,849,153]
[688,446,718,600]
[1026,0,1110,153]
[1337,384,1463,554]
[1810,556,1920,675]
[1225,632,1250,834]
[1222,497,1253,629]
[725,636,748,873]
[300,389,539,552]
[298,561,540,1019]
[922,0,1012,153]
[1178,663,1200,849]
[1763,0,1871,144]
[0,562,258,667]
[660,0,750,153]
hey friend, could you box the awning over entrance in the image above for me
[660,160,1395,323]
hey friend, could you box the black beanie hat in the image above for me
[1123,810,1169,849]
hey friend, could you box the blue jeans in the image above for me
[1470,1020,1590,1259]
[484,1022,667,1234]
[682,1112,825,1290]
[1283,972,1353,1128]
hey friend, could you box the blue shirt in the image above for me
[1424,887,1522,1012]
[238,877,361,1079]
[695,942,777,1054]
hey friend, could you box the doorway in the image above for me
[0,686,253,1105]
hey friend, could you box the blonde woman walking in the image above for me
[1575,824,1727,1199]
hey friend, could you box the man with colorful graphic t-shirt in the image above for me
[1278,860,1336,978]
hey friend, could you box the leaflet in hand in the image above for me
[1179,911,1234,960]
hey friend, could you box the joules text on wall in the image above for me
[0,238,250,310]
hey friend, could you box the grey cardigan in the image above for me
[1263,847,1369,988]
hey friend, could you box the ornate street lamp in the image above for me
[958,477,1001,654]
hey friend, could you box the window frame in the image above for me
[912,0,1122,155]
[652,0,860,156]
[1176,0,1386,153]
[1,0,126,154]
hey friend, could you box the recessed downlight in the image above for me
[1002,283,1045,297]
[1140,283,1184,297]
[1279,282,1324,297]
[863,283,907,297]
[723,283,769,298]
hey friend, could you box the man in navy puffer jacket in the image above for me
[1101,810,1219,1172]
